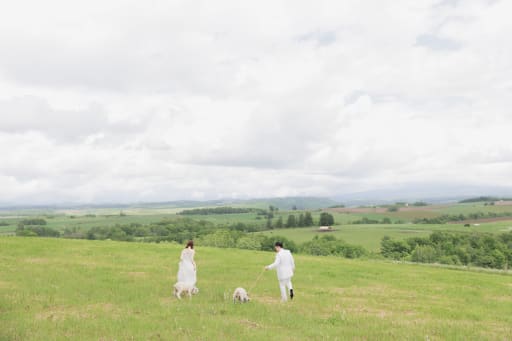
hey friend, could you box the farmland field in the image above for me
[1,237,511,340]
[0,212,177,236]
[4,201,512,252]
[258,221,512,251]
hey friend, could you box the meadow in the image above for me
[0,210,180,236]
[1,237,511,340]
[4,200,512,254]
[258,220,512,252]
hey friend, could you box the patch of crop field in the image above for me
[257,225,434,251]
[435,203,512,215]
[2,213,183,234]
[177,212,266,225]
[257,221,512,251]
[0,225,16,235]
[1,237,511,340]
[383,209,443,220]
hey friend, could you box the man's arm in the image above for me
[265,253,281,270]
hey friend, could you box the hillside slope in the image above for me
[1,237,511,340]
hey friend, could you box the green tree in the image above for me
[304,212,314,226]
[319,212,334,226]
[275,216,283,228]
[411,245,437,263]
[199,229,236,248]
[236,235,262,250]
[286,215,297,228]
[381,236,411,260]
[298,213,305,227]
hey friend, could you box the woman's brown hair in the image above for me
[185,240,194,249]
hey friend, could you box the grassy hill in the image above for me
[1,237,511,340]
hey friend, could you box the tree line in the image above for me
[15,216,364,259]
[352,217,394,224]
[459,196,512,203]
[178,207,259,215]
[413,211,512,224]
[266,212,334,229]
[381,231,512,269]
[15,216,512,269]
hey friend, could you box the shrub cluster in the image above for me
[459,196,512,203]
[19,218,47,226]
[16,225,60,237]
[273,212,316,228]
[300,235,367,258]
[15,216,365,259]
[381,231,512,269]
[352,217,393,224]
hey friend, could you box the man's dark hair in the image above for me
[274,241,283,248]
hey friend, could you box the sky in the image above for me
[1,0,512,205]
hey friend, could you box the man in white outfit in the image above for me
[265,241,295,302]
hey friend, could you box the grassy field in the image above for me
[257,220,512,251]
[1,237,512,340]
[436,202,512,215]
[0,209,349,235]
[4,202,512,257]
[0,213,178,236]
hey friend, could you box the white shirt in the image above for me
[267,248,295,280]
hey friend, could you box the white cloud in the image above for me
[0,0,511,204]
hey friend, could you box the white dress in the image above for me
[177,248,196,285]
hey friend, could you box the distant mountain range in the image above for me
[333,183,512,206]
[0,197,339,211]
[2,182,512,211]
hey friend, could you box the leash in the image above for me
[247,269,266,293]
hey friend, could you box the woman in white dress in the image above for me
[177,240,197,285]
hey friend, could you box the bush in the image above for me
[411,245,437,263]
[260,236,298,253]
[197,229,237,248]
[381,231,512,269]
[319,212,335,226]
[300,235,367,258]
[236,235,262,250]
[381,236,411,260]
[16,225,60,237]
[19,218,47,226]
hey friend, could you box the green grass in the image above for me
[0,212,180,235]
[257,221,512,251]
[1,237,512,340]
[436,203,512,215]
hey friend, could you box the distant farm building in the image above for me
[318,226,333,232]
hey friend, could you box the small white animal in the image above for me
[174,282,199,300]
[232,287,250,303]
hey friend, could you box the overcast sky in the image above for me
[1,0,511,204]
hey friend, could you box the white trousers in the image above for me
[278,277,293,301]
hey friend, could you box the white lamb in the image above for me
[232,287,250,303]
[174,282,199,300]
